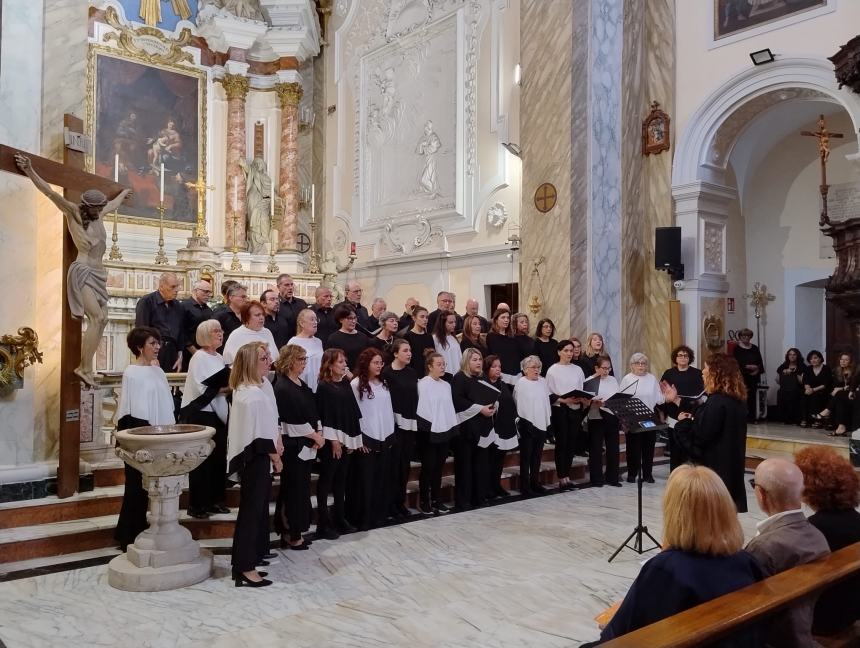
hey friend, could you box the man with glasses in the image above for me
[261,288,289,350]
[275,273,308,340]
[334,280,374,335]
[180,280,214,371]
[135,272,185,372]
[427,291,463,334]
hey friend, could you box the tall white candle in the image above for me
[233,179,238,213]
[159,163,165,203]
[114,154,119,182]
[311,184,315,223]
[270,177,275,217]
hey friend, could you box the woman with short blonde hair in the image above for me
[195,318,223,348]
[595,464,763,644]
[287,308,324,392]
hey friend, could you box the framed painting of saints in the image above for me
[86,47,206,228]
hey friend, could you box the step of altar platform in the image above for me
[744,421,851,470]
[0,442,667,563]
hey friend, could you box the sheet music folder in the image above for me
[600,396,667,434]
[468,379,501,406]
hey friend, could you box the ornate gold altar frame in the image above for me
[85,11,207,231]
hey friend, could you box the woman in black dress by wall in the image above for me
[533,318,558,378]
[774,347,805,425]
[801,350,832,428]
[382,339,419,519]
[731,328,764,423]
[484,354,517,498]
[315,348,362,539]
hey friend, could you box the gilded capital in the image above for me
[221,74,250,101]
[276,82,303,108]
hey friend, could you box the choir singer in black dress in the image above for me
[227,341,282,587]
[325,305,370,372]
[533,318,558,377]
[486,309,520,385]
[402,305,436,375]
[273,344,325,550]
[451,348,497,509]
[417,351,459,514]
[513,355,552,496]
[484,355,517,498]
[383,339,419,519]
[586,357,622,488]
[664,352,748,512]
[546,340,586,491]
[732,328,764,422]
[115,327,176,551]
[315,348,362,539]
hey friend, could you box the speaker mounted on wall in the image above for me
[655,226,684,282]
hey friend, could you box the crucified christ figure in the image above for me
[15,153,131,385]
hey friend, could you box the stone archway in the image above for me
[670,57,860,355]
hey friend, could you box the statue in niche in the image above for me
[14,153,132,386]
[239,157,273,255]
[415,120,441,198]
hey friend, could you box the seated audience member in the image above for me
[801,350,831,428]
[795,446,860,636]
[591,465,764,646]
[775,348,805,425]
[812,351,854,436]
[745,458,831,648]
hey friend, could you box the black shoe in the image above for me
[434,503,451,514]
[645,476,655,484]
[494,486,511,498]
[262,552,277,560]
[590,483,604,488]
[257,559,270,566]
[314,527,340,541]
[418,501,434,515]
[207,504,231,515]
[187,507,210,519]
[287,542,310,551]
[335,519,357,534]
[234,573,272,588]
[531,483,548,494]
[397,504,411,518]
[607,482,623,487]
[257,571,268,578]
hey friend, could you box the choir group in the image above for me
[114,292,705,589]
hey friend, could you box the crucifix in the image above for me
[802,114,845,226]
[0,114,127,497]
[184,176,214,243]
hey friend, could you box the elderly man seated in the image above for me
[745,458,830,648]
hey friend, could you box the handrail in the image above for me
[601,542,860,648]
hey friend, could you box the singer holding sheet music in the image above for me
[618,353,664,484]
[484,355,518,498]
[586,357,622,487]
[546,340,587,491]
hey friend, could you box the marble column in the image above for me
[222,74,250,250]
[276,82,302,251]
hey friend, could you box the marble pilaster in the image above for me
[222,74,250,250]
[276,82,302,252]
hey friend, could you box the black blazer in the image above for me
[809,509,860,634]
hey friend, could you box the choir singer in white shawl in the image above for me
[618,352,665,484]
[513,355,552,496]
[222,300,279,365]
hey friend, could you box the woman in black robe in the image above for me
[402,305,436,375]
[315,348,363,539]
[512,313,535,361]
[451,348,497,509]
[273,344,325,550]
[484,354,517,498]
[382,339,419,519]
[325,305,370,373]
[532,318,558,378]
[801,350,832,428]
[731,328,764,423]
[486,309,520,385]
[665,353,749,512]
[660,344,704,398]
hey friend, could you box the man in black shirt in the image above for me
[275,273,307,340]
[261,288,289,350]
[312,286,337,346]
[135,272,185,372]
[180,280,214,371]
[215,283,247,352]
[212,279,238,315]
[398,296,419,333]
[427,291,463,334]
[335,279,375,334]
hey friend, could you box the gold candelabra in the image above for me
[108,206,123,261]
[230,211,243,271]
[267,204,279,274]
[184,177,215,245]
[308,219,321,274]
[154,202,169,265]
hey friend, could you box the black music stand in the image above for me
[604,396,666,563]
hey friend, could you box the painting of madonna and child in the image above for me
[91,52,204,226]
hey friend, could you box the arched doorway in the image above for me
[670,57,860,385]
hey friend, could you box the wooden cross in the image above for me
[802,114,844,226]
[184,176,215,239]
[0,115,125,498]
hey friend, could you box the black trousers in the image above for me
[276,442,312,541]
[552,406,582,479]
[803,391,830,424]
[588,414,620,486]
[418,432,449,505]
[517,420,547,493]
[187,411,228,510]
[829,390,852,428]
[115,464,148,550]
[350,446,391,529]
[452,433,475,509]
[743,374,759,420]
[488,446,509,493]
[625,429,656,481]
[316,443,350,531]
[389,428,416,512]
[231,453,272,573]
[776,388,804,424]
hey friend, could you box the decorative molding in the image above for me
[703,221,724,274]
[102,5,194,65]
[380,215,444,256]
[0,328,43,393]
[276,81,303,106]
[486,202,507,228]
[221,73,251,100]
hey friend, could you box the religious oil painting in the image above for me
[87,48,206,228]
[715,0,828,40]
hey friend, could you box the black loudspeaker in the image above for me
[655,227,681,269]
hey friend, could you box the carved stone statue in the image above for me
[15,153,131,386]
[238,157,273,255]
[320,251,352,302]
[415,120,441,197]
[217,0,265,20]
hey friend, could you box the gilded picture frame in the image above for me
[714,0,827,42]
[642,102,670,156]
[86,45,207,230]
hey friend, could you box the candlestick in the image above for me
[310,184,315,223]
[159,163,165,203]
[270,177,276,218]
[233,179,238,213]
[108,155,123,261]
[154,201,168,265]
[114,154,119,182]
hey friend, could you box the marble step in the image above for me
[0,450,668,563]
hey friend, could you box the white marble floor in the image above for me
[0,467,766,648]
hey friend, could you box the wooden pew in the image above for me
[601,542,860,648]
